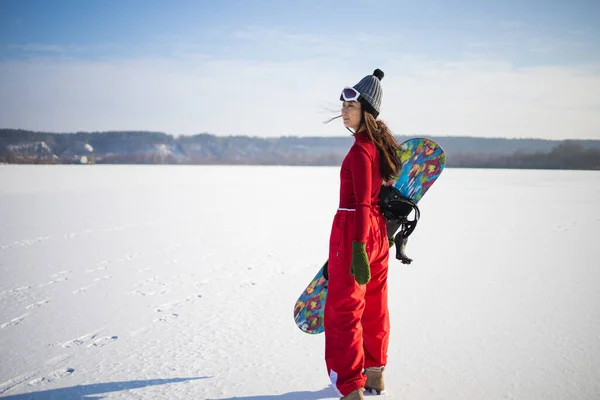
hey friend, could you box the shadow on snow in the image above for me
[209,385,338,400]
[2,377,208,399]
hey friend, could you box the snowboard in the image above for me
[294,138,445,334]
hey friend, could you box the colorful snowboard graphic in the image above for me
[293,262,328,335]
[385,138,445,203]
[294,138,446,334]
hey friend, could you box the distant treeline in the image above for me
[1,129,599,170]
[451,141,600,170]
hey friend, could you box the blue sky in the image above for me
[1,0,599,139]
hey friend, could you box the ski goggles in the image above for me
[341,86,361,102]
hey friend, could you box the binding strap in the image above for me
[379,185,420,239]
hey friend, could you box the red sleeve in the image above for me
[350,145,372,243]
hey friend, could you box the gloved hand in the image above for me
[350,241,371,284]
[389,236,395,248]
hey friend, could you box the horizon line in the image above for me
[1,128,598,142]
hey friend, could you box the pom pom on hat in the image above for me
[373,69,384,81]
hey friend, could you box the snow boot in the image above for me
[364,366,385,394]
[341,388,365,400]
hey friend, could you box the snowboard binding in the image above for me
[379,185,421,265]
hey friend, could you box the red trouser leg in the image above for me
[363,212,390,368]
[324,211,389,396]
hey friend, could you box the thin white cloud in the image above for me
[0,42,599,140]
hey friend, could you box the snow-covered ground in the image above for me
[0,165,599,399]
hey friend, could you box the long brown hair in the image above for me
[324,105,401,181]
[362,111,401,181]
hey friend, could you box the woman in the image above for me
[324,69,401,400]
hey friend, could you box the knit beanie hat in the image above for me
[344,69,384,118]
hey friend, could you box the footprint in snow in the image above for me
[155,295,201,313]
[61,332,99,348]
[26,299,51,309]
[38,277,68,287]
[132,289,154,296]
[157,313,179,322]
[64,229,93,239]
[0,237,51,251]
[132,288,168,296]
[156,301,180,312]
[93,275,112,282]
[0,372,38,395]
[28,368,75,386]
[0,286,31,302]
[60,332,118,348]
[120,252,143,262]
[87,336,118,348]
[1,314,29,329]
[85,264,109,273]
[73,284,95,294]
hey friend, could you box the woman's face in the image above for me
[342,101,362,132]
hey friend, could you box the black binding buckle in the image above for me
[380,185,421,264]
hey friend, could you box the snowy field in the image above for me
[0,164,599,400]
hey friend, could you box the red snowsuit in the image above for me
[324,131,390,396]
